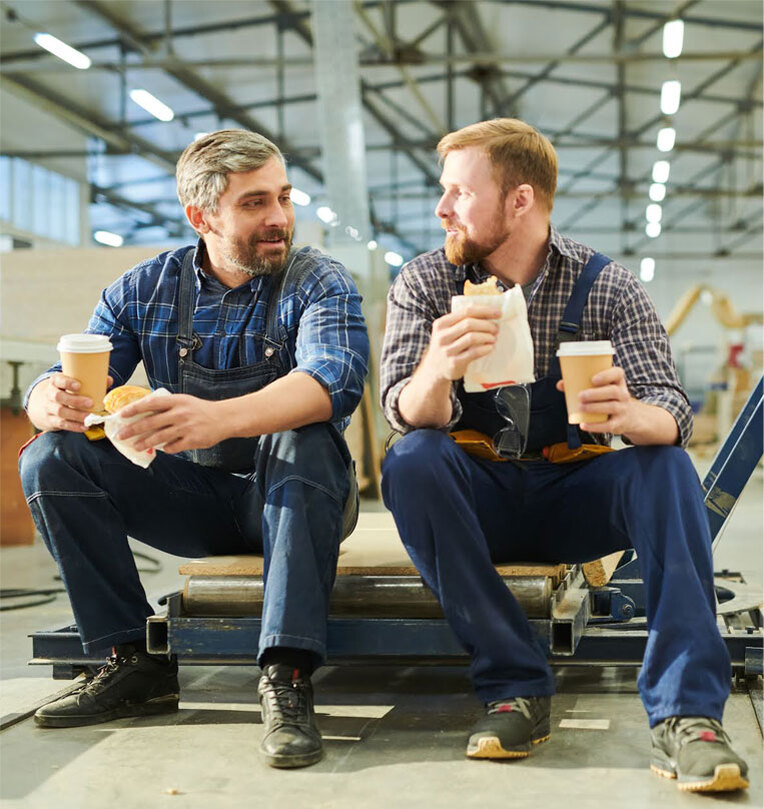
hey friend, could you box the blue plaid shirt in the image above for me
[381,225,693,448]
[27,241,370,429]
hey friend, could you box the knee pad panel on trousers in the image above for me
[625,444,697,488]
[381,429,459,502]
[265,422,349,466]
[19,431,105,498]
[256,423,352,502]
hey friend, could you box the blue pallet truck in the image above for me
[30,377,764,682]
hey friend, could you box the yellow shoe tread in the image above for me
[466,734,549,760]
[651,763,748,792]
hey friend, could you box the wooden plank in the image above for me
[178,511,568,583]
[582,550,625,588]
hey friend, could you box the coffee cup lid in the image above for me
[556,340,614,357]
[57,333,113,353]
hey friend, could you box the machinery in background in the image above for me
[666,285,763,449]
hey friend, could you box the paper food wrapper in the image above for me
[84,388,170,468]
[451,286,535,392]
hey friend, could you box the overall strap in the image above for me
[557,251,611,343]
[176,247,202,354]
[556,250,611,450]
[264,250,314,343]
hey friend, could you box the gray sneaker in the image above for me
[651,716,749,792]
[466,696,551,759]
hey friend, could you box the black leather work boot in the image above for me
[466,696,552,759]
[34,645,179,728]
[258,663,323,768]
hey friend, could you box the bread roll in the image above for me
[463,276,501,296]
[103,385,151,413]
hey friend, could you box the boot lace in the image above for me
[262,678,310,727]
[79,650,132,697]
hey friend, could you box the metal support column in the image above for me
[311,0,371,248]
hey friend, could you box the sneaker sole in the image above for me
[650,763,749,793]
[34,695,179,728]
[466,733,550,760]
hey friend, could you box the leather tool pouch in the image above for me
[450,432,615,464]
[449,429,508,462]
[542,442,615,463]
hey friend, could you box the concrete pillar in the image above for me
[311,0,371,254]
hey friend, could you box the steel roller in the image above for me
[183,574,553,618]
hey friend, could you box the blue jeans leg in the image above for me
[19,431,255,654]
[247,423,356,665]
[523,446,731,726]
[381,429,555,703]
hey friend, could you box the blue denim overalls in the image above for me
[20,246,358,662]
[382,251,730,725]
[454,251,612,458]
[176,246,302,472]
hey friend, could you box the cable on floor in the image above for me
[0,588,65,611]
[2,550,163,610]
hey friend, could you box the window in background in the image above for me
[2,157,81,246]
[0,157,11,222]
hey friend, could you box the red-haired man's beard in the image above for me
[442,220,508,266]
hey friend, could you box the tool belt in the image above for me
[449,429,615,464]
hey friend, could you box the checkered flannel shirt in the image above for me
[380,225,693,448]
[26,240,370,429]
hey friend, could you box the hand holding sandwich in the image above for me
[117,393,225,454]
[398,303,501,429]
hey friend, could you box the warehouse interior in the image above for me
[0,0,762,806]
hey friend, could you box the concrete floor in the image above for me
[1,454,762,808]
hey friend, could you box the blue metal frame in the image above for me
[702,375,763,545]
[29,377,764,679]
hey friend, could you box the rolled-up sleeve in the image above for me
[611,273,693,448]
[292,259,369,422]
[380,265,461,433]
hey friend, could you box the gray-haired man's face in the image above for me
[206,157,296,277]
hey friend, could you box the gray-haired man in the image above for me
[20,130,370,768]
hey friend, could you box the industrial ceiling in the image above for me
[0,0,761,267]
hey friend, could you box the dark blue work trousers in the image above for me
[381,429,730,727]
[19,423,356,661]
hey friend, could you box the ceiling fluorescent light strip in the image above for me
[33,32,91,69]
[129,89,175,122]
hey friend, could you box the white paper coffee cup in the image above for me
[556,340,615,424]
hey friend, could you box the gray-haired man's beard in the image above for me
[226,229,294,277]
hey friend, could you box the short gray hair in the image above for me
[176,129,285,213]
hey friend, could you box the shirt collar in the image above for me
[548,223,576,262]
[190,239,205,289]
[191,238,261,293]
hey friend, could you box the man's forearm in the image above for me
[621,399,680,446]
[219,371,334,438]
[397,354,454,429]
